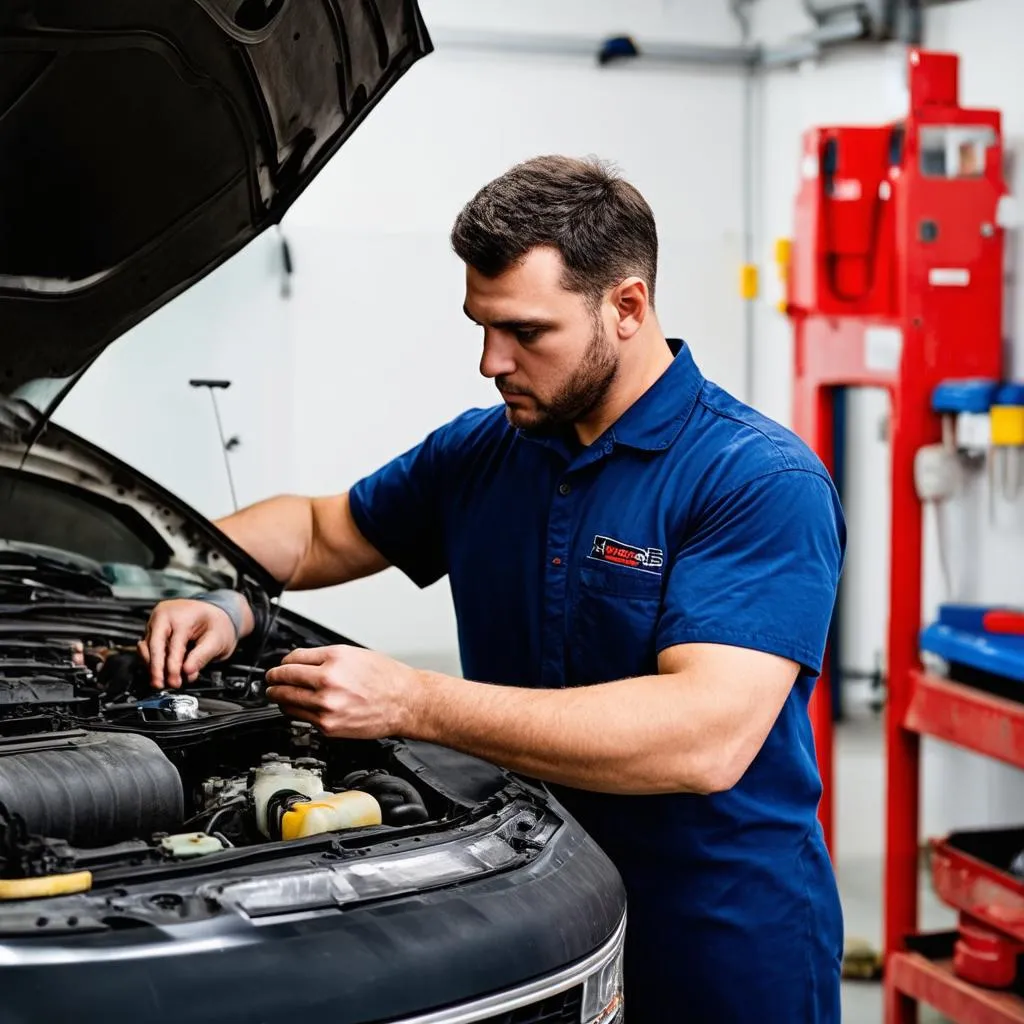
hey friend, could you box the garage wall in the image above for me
[57,0,750,673]
[750,0,1024,837]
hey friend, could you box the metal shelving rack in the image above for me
[783,46,1019,1024]
[886,673,1024,1023]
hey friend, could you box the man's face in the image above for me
[462,246,619,432]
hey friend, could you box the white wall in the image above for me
[751,0,1024,841]
[55,0,748,673]
[58,231,299,513]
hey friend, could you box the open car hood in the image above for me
[0,0,431,415]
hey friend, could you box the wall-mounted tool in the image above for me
[932,379,998,461]
[925,379,1000,593]
[276,225,294,299]
[990,382,1024,504]
[189,379,240,511]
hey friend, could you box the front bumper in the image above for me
[0,813,626,1023]
[402,911,625,1023]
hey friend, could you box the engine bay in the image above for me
[0,590,456,882]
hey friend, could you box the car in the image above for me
[0,3,627,1022]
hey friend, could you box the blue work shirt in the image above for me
[349,340,845,1022]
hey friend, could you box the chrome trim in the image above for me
[393,913,626,1024]
[0,932,259,967]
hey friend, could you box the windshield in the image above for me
[0,463,232,602]
[0,540,230,603]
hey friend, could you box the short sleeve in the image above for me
[348,427,450,589]
[656,469,846,676]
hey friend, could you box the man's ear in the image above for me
[610,277,649,340]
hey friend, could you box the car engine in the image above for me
[0,593,438,875]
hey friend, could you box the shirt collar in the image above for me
[515,338,704,457]
[608,338,703,452]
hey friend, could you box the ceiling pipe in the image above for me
[430,16,879,72]
[803,1,872,24]
[802,0,826,23]
[902,0,925,44]
[730,0,754,41]
[432,0,948,68]
[761,8,871,66]
[430,27,756,68]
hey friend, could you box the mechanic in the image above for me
[140,156,845,1022]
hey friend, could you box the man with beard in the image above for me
[140,156,846,1022]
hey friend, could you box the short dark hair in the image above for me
[450,155,658,307]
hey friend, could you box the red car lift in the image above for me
[783,47,1011,1023]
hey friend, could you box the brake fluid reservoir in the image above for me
[280,790,383,841]
[252,762,324,837]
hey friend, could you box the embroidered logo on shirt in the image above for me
[589,535,665,574]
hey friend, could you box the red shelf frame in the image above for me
[888,951,1024,1024]
[784,47,1013,1024]
[904,671,1024,770]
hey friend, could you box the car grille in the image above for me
[479,984,583,1024]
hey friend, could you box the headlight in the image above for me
[580,937,624,1024]
[204,833,519,917]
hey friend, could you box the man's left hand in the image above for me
[264,645,421,739]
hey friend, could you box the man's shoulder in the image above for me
[689,380,831,485]
[420,404,524,479]
[431,404,511,451]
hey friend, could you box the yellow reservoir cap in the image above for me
[991,404,1024,446]
[0,870,92,900]
[281,790,383,841]
[775,238,793,267]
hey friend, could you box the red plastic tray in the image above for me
[932,829,1024,944]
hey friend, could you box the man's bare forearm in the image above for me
[215,495,315,585]
[406,670,721,795]
[214,492,388,591]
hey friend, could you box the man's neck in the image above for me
[573,334,675,446]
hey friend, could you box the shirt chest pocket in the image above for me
[568,563,664,685]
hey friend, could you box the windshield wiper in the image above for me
[0,573,98,602]
[0,551,111,599]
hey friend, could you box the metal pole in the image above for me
[189,379,240,512]
[731,0,758,406]
[208,389,239,512]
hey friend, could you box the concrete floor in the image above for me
[836,702,953,1024]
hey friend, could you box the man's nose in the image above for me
[479,332,517,379]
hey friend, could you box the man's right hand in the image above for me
[139,598,243,690]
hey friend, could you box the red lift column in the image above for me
[784,50,1005,990]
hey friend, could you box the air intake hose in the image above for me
[341,770,429,826]
[0,730,183,846]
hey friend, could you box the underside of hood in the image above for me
[0,0,431,408]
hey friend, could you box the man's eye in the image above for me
[514,328,541,344]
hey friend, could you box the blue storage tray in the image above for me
[931,379,1000,415]
[920,604,1024,685]
[994,382,1024,407]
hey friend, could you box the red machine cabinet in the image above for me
[783,46,1006,1014]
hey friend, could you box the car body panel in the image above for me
[0,804,625,1023]
[0,0,432,418]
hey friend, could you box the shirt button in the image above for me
[558,482,572,496]
[603,441,613,454]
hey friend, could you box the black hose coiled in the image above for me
[341,770,429,826]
